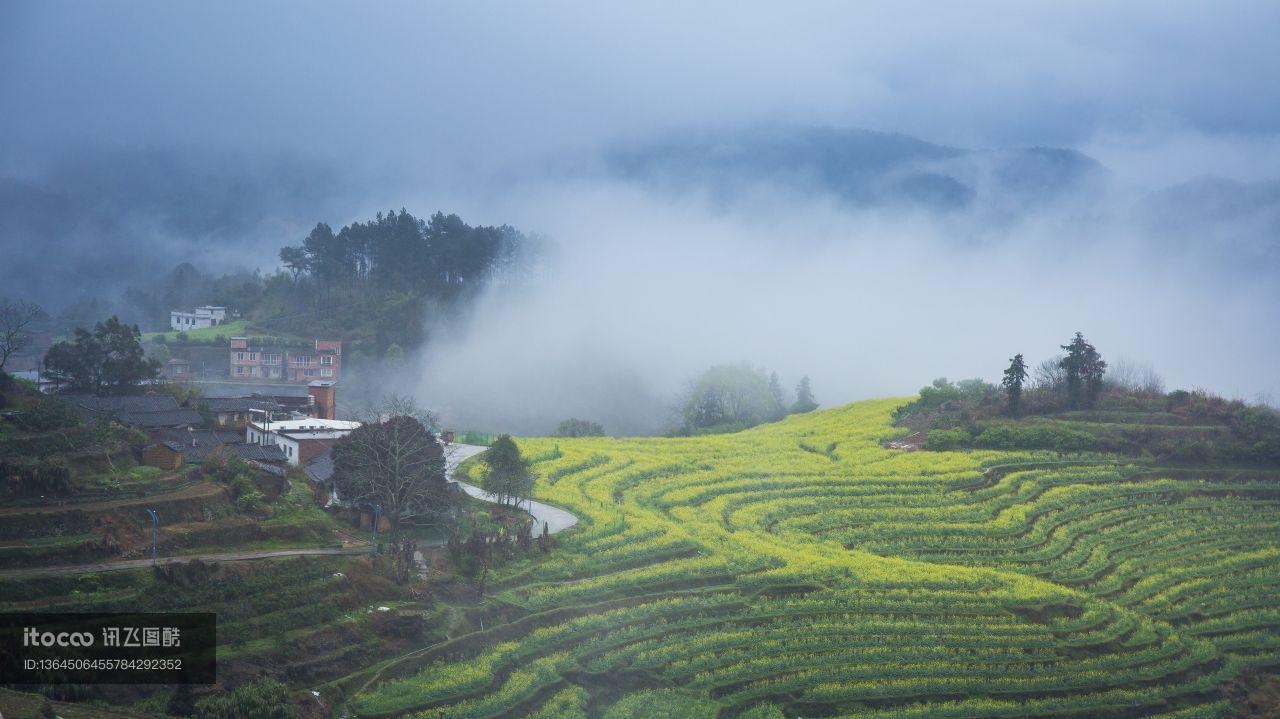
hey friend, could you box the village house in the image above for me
[245,416,360,466]
[229,338,341,383]
[163,358,191,381]
[199,396,284,429]
[169,305,228,331]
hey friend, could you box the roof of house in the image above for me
[113,408,204,428]
[250,418,360,432]
[235,444,288,463]
[250,460,286,477]
[62,394,202,428]
[63,394,180,414]
[156,428,286,464]
[145,440,186,453]
[200,397,283,413]
[304,449,335,484]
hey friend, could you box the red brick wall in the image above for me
[297,439,336,466]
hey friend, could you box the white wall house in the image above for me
[170,306,228,331]
[246,416,361,466]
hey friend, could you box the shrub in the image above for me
[926,428,971,451]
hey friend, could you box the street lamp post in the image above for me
[144,508,158,567]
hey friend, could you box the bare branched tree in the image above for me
[332,396,457,544]
[0,298,44,374]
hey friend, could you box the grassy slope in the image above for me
[141,319,251,343]
[349,398,1274,719]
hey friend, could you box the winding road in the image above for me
[445,443,578,537]
[0,444,578,579]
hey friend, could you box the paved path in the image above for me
[445,444,579,537]
[0,547,364,580]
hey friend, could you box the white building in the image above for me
[245,416,361,466]
[170,306,228,331]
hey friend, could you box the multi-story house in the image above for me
[229,338,341,383]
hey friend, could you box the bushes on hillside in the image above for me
[11,397,81,432]
[0,457,74,496]
[924,424,1097,453]
[554,418,605,437]
[925,428,971,451]
[973,424,1096,452]
[193,678,295,719]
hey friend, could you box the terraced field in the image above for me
[348,399,1279,718]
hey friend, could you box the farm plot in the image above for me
[350,399,1278,718]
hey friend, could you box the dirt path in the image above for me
[0,547,365,580]
[0,481,223,517]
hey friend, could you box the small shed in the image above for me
[142,441,185,470]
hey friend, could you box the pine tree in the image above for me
[768,372,787,421]
[1002,353,1029,415]
[1058,333,1107,409]
[791,376,818,414]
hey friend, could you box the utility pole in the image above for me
[144,508,158,567]
[368,503,381,556]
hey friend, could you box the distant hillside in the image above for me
[602,125,1107,215]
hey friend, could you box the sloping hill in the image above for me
[348,399,1277,718]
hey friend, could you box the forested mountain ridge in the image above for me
[37,209,540,367]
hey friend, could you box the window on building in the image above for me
[321,356,333,365]
[236,352,245,361]
[235,366,244,376]
[321,369,333,378]
[248,353,257,361]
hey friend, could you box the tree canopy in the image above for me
[681,363,781,433]
[44,316,158,394]
[554,418,606,437]
[792,376,819,414]
[1059,332,1107,409]
[1002,353,1029,415]
[482,434,535,507]
[331,403,455,543]
[0,297,45,374]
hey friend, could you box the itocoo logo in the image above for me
[23,627,95,647]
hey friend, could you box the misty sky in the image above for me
[6,2,1280,178]
[3,1,1279,431]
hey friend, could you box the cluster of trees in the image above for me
[680,364,818,434]
[279,210,531,295]
[43,316,159,395]
[554,418,606,437]
[1001,332,1108,414]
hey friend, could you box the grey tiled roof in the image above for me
[113,408,203,428]
[62,394,200,428]
[200,397,283,412]
[304,449,335,484]
[63,394,180,414]
[235,444,288,463]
